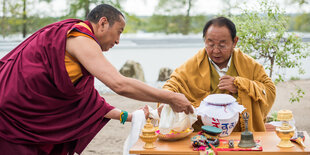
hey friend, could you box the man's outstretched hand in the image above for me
[168,93,194,114]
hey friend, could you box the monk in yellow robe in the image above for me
[161,17,276,132]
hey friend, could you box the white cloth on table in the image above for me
[157,104,197,134]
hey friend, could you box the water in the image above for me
[1,33,310,93]
[95,45,202,93]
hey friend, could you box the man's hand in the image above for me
[157,104,164,117]
[142,105,150,120]
[168,93,194,114]
[218,75,238,94]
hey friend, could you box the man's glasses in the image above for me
[205,43,230,51]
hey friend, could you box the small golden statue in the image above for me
[275,110,295,148]
[140,118,157,149]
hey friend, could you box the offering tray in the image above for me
[156,128,194,141]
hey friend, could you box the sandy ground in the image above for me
[83,79,310,155]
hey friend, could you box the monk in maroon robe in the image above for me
[0,4,193,155]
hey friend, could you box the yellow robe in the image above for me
[162,48,276,132]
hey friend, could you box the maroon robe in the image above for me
[0,19,115,154]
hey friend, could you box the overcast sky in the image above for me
[36,0,309,17]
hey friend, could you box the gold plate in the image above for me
[156,128,194,141]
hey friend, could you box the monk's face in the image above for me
[97,15,125,51]
[204,25,238,69]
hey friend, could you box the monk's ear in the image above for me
[233,36,239,47]
[98,17,109,28]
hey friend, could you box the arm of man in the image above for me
[105,105,150,122]
[66,36,193,114]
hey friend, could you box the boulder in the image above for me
[119,60,145,82]
[157,67,173,81]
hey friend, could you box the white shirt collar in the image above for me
[208,54,232,77]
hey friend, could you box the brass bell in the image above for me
[238,112,256,148]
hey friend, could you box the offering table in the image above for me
[130,131,310,155]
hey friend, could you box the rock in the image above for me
[119,60,145,82]
[157,67,173,81]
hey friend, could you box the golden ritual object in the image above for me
[140,118,157,149]
[275,110,295,148]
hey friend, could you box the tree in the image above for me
[9,0,29,38]
[22,0,27,38]
[184,0,193,35]
[0,0,29,38]
[154,0,197,34]
[293,13,310,32]
[288,0,310,32]
[0,0,8,38]
[232,0,309,80]
[232,0,309,103]
[221,0,246,15]
[289,0,309,5]
[67,0,125,19]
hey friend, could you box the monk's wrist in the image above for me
[127,113,132,122]
[159,90,174,105]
